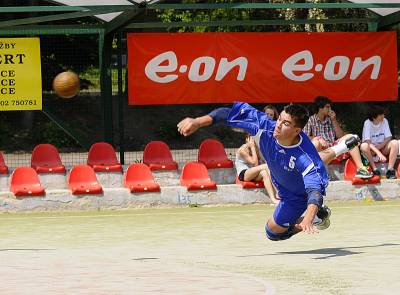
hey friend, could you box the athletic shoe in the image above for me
[372,168,381,177]
[386,169,397,179]
[361,152,370,166]
[314,205,331,230]
[345,135,360,151]
[355,166,374,179]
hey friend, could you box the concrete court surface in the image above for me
[0,200,399,295]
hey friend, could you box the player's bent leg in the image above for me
[265,218,296,241]
[266,200,307,240]
[265,225,295,241]
[313,205,332,230]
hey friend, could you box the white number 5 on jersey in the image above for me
[289,156,296,169]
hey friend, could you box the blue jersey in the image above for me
[226,102,328,205]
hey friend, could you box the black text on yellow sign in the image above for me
[0,37,42,111]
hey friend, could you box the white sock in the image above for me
[331,141,348,157]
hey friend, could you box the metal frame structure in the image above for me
[1,2,400,161]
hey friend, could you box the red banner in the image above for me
[127,32,397,105]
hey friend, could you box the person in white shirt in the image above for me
[360,105,399,179]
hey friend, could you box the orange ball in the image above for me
[52,71,80,98]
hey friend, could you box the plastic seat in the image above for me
[180,161,217,191]
[0,151,9,174]
[344,158,380,185]
[87,142,122,172]
[236,177,265,189]
[198,139,233,169]
[31,144,66,173]
[68,165,103,195]
[143,141,178,171]
[10,166,45,197]
[329,157,343,165]
[124,163,160,193]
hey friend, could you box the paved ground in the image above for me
[1,200,399,295]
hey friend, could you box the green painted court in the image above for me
[1,200,399,295]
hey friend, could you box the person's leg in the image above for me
[334,135,372,178]
[360,142,377,169]
[311,136,323,152]
[265,201,306,241]
[382,140,398,179]
[243,164,266,182]
[312,205,332,230]
[259,168,279,205]
[318,134,363,165]
[337,135,364,169]
[266,217,301,241]
[382,140,399,170]
[318,148,336,164]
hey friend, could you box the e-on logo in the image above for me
[145,51,248,83]
[282,50,381,82]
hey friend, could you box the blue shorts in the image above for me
[273,199,307,227]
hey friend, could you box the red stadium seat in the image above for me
[329,152,350,165]
[10,166,45,197]
[236,177,265,189]
[31,144,66,173]
[124,163,160,193]
[0,152,9,174]
[180,161,217,191]
[68,165,103,195]
[329,157,343,165]
[87,142,122,172]
[198,139,233,169]
[344,158,380,185]
[143,141,178,171]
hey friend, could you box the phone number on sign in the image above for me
[0,100,37,106]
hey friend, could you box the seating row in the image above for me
[1,140,398,197]
[7,161,222,197]
[8,156,396,197]
[0,139,233,175]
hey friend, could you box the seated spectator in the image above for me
[360,105,398,179]
[263,104,279,121]
[304,96,373,179]
[261,104,279,203]
[235,134,280,205]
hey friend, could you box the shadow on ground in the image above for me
[237,243,400,260]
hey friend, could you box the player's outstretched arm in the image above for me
[177,107,232,137]
[177,115,213,137]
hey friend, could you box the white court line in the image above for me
[1,203,400,221]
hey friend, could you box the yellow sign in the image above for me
[0,37,42,111]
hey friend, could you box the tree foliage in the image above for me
[157,0,372,33]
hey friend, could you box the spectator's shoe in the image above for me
[361,152,370,166]
[355,166,374,179]
[313,205,331,230]
[345,135,360,151]
[372,168,381,177]
[386,169,397,179]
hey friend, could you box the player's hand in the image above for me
[295,220,318,234]
[177,117,200,136]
